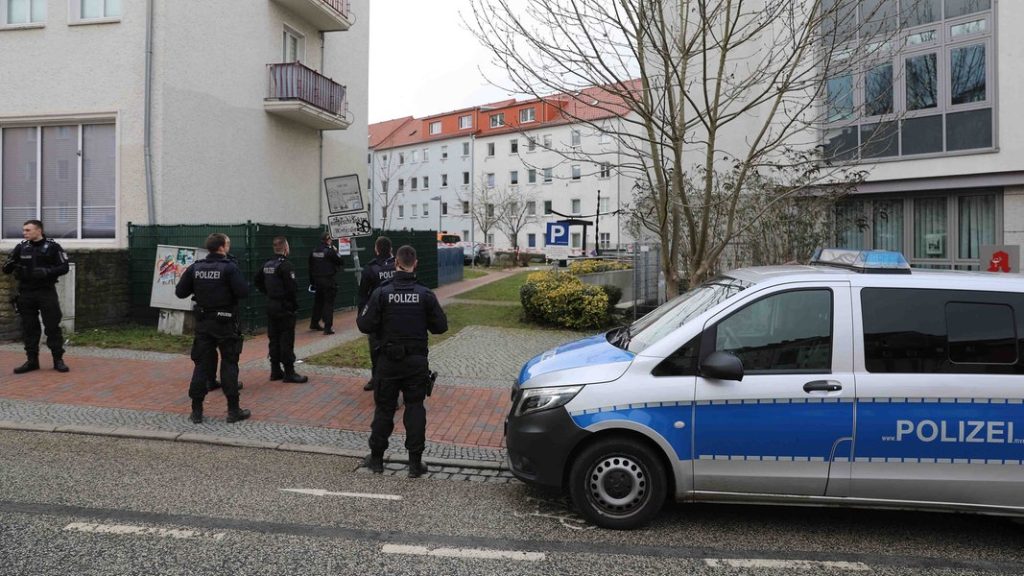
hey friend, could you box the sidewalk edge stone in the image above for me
[177,433,280,450]
[0,420,57,432]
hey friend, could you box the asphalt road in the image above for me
[1,430,1022,575]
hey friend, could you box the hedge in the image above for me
[520,271,609,330]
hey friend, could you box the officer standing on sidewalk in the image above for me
[175,233,250,424]
[2,220,70,374]
[357,245,447,478]
[357,236,395,392]
[308,232,344,335]
[254,236,307,383]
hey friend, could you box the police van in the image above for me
[506,249,1024,529]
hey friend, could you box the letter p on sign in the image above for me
[546,223,569,246]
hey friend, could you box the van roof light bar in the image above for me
[809,248,911,274]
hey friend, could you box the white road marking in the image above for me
[63,522,225,541]
[382,544,545,562]
[705,558,870,571]
[280,488,402,501]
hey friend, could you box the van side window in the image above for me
[712,289,832,373]
[653,336,699,376]
[862,288,1024,374]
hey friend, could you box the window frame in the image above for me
[429,121,442,135]
[458,115,472,130]
[520,108,536,123]
[2,0,46,27]
[70,0,121,24]
[489,113,505,128]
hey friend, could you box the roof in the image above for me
[368,116,416,149]
[726,264,1024,291]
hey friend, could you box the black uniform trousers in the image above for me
[370,354,429,455]
[311,278,337,329]
[18,287,64,356]
[266,299,297,366]
[189,315,243,401]
[367,332,383,384]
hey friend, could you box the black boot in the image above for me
[13,355,39,374]
[362,377,375,391]
[408,454,429,478]
[269,362,284,381]
[189,400,203,424]
[225,396,250,423]
[363,452,384,474]
[282,365,308,383]
[52,354,69,373]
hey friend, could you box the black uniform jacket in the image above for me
[356,271,448,350]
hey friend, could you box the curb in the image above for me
[0,420,508,472]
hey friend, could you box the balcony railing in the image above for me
[265,62,350,129]
[321,0,350,18]
[271,0,351,31]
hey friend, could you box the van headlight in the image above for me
[515,385,583,417]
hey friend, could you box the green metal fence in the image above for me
[128,222,438,332]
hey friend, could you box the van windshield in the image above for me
[625,276,749,353]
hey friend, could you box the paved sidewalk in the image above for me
[0,269,533,470]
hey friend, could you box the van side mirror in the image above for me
[700,351,744,381]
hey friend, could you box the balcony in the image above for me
[264,62,351,130]
[271,0,352,31]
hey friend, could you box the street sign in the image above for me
[546,222,569,246]
[328,211,372,238]
[324,174,365,215]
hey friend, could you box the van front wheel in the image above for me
[569,439,667,529]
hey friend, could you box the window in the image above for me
[571,130,581,147]
[544,200,553,214]
[411,150,419,163]
[411,177,418,190]
[543,168,552,183]
[490,113,505,128]
[487,233,495,245]
[381,206,387,220]
[462,201,470,214]
[74,0,120,21]
[486,203,494,218]
[510,170,518,185]
[543,134,552,148]
[599,197,609,214]
[441,174,448,188]
[283,27,304,62]
[715,289,833,373]
[398,178,405,191]
[599,127,612,144]
[571,199,581,214]
[412,204,418,217]
[429,121,441,135]
[382,180,389,193]
[571,165,581,181]
[398,205,405,218]
[2,124,116,239]
[442,202,448,215]
[3,0,46,25]
[520,108,536,123]
[462,171,470,185]
[462,229,470,240]
[399,153,405,165]
[599,232,611,249]
[423,176,429,189]
[526,201,536,216]
[486,173,495,188]
[527,233,536,247]
[527,137,537,152]
[862,287,1022,374]
[422,148,429,162]
[571,232,581,248]
[510,139,518,154]
[441,145,448,160]
[459,115,472,129]
[487,142,495,157]
[462,142,470,156]
[422,202,429,216]
[527,169,536,184]
[599,162,611,178]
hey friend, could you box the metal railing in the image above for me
[321,0,350,18]
[267,62,348,118]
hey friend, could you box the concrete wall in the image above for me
[577,269,634,302]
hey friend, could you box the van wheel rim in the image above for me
[587,456,647,516]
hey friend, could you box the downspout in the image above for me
[318,31,325,227]
[144,0,156,224]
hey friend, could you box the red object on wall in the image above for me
[988,250,1012,273]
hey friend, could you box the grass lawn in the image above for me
[305,302,539,369]
[462,267,490,281]
[66,325,194,355]
[452,271,532,302]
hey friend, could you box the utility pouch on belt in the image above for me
[426,370,437,397]
[384,343,406,361]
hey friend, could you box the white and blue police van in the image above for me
[506,249,1024,529]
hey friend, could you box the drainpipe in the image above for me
[144,0,156,224]
[318,31,325,227]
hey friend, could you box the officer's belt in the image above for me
[386,342,428,357]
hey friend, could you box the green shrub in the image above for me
[600,284,623,311]
[568,259,631,275]
[520,270,609,329]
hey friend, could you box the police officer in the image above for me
[254,236,307,383]
[357,245,447,477]
[175,233,250,424]
[308,232,344,335]
[2,220,70,374]
[357,236,395,392]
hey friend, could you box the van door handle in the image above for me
[803,380,842,393]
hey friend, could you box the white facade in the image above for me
[0,0,369,248]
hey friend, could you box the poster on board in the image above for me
[323,174,364,215]
[149,244,209,310]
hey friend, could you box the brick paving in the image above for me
[0,269,574,473]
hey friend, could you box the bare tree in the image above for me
[369,152,403,230]
[458,182,501,246]
[493,187,539,249]
[469,0,908,296]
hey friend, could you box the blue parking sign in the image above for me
[546,222,569,246]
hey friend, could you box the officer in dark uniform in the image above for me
[175,233,250,424]
[2,220,70,374]
[308,232,344,335]
[357,236,395,391]
[357,245,447,478]
[254,236,307,383]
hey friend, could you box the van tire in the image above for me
[569,439,667,529]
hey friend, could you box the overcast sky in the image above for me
[368,0,512,123]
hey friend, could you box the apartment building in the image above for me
[368,91,634,254]
[0,0,369,247]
